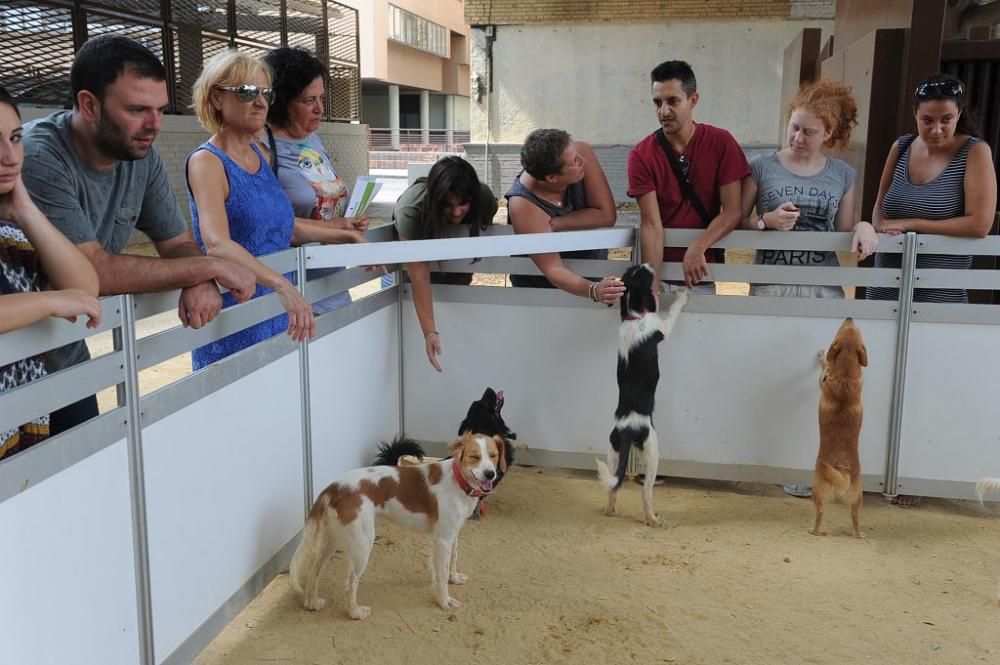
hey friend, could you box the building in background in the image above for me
[463,0,836,201]
[0,0,361,121]
[339,0,472,167]
[0,0,367,232]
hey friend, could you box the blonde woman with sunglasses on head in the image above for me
[186,51,359,368]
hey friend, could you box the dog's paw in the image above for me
[438,595,461,611]
[853,531,866,540]
[449,572,468,585]
[809,529,827,537]
[303,597,326,611]
[674,289,689,306]
[348,604,371,620]
[644,513,660,528]
[603,505,618,517]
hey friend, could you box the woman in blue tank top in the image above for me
[186,51,361,369]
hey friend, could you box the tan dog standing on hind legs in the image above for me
[812,317,867,538]
[289,432,505,618]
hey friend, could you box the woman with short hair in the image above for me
[263,46,367,314]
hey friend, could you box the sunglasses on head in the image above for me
[217,84,274,104]
[915,80,963,100]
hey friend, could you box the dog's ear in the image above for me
[827,341,840,361]
[857,342,868,368]
[643,285,657,313]
[447,436,465,460]
[493,436,507,473]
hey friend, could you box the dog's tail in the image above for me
[373,436,425,467]
[596,433,635,491]
[288,521,310,596]
[289,508,336,610]
[976,478,1000,507]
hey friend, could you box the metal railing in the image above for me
[369,127,471,150]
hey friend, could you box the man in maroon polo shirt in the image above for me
[628,60,750,300]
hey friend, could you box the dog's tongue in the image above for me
[479,479,494,493]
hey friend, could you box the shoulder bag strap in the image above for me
[655,128,713,226]
[265,124,279,176]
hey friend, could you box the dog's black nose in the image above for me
[484,469,496,480]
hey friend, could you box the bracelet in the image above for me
[424,330,439,338]
[589,282,599,302]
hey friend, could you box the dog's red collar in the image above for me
[452,458,487,497]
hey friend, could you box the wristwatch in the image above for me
[755,215,766,230]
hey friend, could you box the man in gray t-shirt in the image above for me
[21,35,255,434]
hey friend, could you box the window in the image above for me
[387,4,446,57]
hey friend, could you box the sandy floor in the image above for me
[193,467,1000,665]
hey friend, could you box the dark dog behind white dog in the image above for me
[597,264,687,526]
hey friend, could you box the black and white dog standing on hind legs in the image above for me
[596,264,688,526]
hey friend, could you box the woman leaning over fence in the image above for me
[0,84,101,459]
[740,79,878,298]
[393,156,497,372]
[263,46,367,315]
[866,73,997,507]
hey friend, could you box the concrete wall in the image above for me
[454,96,470,129]
[466,0,834,23]
[466,19,833,201]
[19,108,368,242]
[469,21,833,147]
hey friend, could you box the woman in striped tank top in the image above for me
[869,74,997,507]
[868,74,997,306]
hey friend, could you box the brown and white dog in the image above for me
[812,317,867,538]
[289,432,506,618]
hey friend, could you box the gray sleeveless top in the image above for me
[868,134,979,304]
[505,173,606,287]
[750,152,855,269]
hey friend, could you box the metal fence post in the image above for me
[883,232,918,498]
[297,247,314,515]
[396,268,406,437]
[121,294,156,665]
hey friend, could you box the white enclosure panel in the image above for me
[143,355,304,663]
[403,301,895,476]
[897,322,1000,486]
[654,312,895,476]
[0,441,139,665]
[310,304,400,493]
